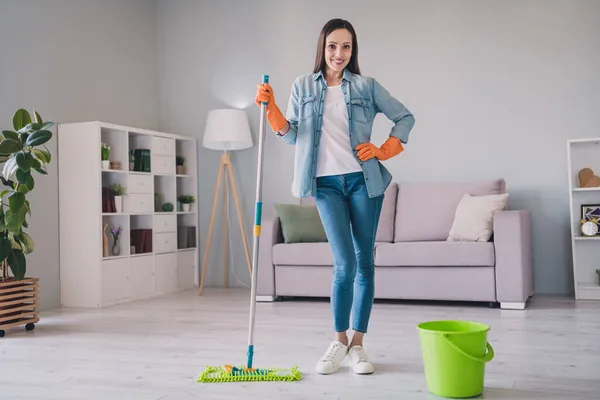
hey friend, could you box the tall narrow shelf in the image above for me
[567,138,600,300]
[58,121,199,307]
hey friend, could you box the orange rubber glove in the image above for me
[355,136,404,162]
[255,83,288,132]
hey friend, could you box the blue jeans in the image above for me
[315,172,384,333]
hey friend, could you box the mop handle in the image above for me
[247,74,269,369]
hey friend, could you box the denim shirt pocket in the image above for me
[299,95,316,121]
[350,98,374,123]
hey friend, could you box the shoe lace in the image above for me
[322,343,343,361]
[352,346,369,363]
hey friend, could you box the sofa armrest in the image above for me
[493,210,534,307]
[257,216,283,297]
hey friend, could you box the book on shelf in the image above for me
[131,229,153,253]
[132,149,151,172]
[102,186,116,213]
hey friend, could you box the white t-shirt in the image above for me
[316,85,362,177]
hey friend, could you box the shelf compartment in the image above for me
[154,175,176,212]
[130,214,153,256]
[101,127,128,172]
[102,214,128,258]
[177,213,197,250]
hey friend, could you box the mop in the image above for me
[197,75,301,383]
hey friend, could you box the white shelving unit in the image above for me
[57,121,199,307]
[567,138,600,300]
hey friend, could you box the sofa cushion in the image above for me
[394,179,506,242]
[274,204,328,243]
[273,243,333,265]
[299,182,398,243]
[374,241,495,267]
[447,193,509,242]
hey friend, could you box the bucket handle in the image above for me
[442,334,495,363]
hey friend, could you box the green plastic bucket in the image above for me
[417,320,494,398]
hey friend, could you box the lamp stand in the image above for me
[199,151,252,295]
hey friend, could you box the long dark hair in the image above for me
[313,18,361,75]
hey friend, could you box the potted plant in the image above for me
[111,183,126,213]
[178,195,195,212]
[0,108,54,338]
[101,143,110,169]
[176,155,185,175]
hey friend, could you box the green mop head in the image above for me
[197,364,301,383]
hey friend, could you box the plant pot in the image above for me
[111,238,121,256]
[0,277,39,338]
[102,160,110,169]
[176,165,186,175]
[182,203,191,212]
[114,195,123,213]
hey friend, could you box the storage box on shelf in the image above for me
[567,138,600,300]
[58,121,199,307]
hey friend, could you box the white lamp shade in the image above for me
[203,109,253,151]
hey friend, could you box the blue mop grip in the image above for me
[247,345,254,368]
[261,74,269,105]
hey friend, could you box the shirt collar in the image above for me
[313,68,355,83]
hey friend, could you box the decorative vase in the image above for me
[115,195,123,213]
[111,237,121,256]
[102,160,110,169]
[182,203,191,212]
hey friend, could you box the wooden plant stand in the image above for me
[0,277,39,338]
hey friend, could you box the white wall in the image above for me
[0,0,159,310]
[157,0,600,295]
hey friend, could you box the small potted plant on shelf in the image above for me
[111,183,127,213]
[0,108,54,338]
[178,195,195,212]
[176,155,185,175]
[101,143,110,169]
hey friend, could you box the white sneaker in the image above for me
[348,345,374,374]
[316,341,348,374]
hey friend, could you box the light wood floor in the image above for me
[0,288,598,399]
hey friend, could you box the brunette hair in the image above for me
[313,18,361,75]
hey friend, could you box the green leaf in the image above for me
[1,130,19,141]
[8,192,25,213]
[16,169,28,184]
[25,130,52,147]
[0,236,11,263]
[24,200,31,217]
[7,249,26,280]
[0,189,10,199]
[20,232,34,254]
[0,138,23,154]
[33,148,51,164]
[12,109,31,131]
[40,122,55,131]
[34,111,43,124]
[2,157,18,180]
[5,210,23,234]
[26,174,35,191]
[15,152,33,172]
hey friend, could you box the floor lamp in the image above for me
[199,109,253,295]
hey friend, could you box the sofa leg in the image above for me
[500,301,526,310]
[256,295,277,302]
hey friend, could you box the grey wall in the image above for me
[0,0,159,310]
[157,0,600,295]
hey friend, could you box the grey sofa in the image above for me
[257,179,533,310]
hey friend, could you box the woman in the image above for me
[255,18,415,375]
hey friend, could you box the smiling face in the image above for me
[324,28,353,74]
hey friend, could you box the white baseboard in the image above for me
[500,301,526,310]
[256,295,276,302]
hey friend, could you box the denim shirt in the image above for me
[278,69,415,199]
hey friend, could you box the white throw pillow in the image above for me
[447,193,509,242]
